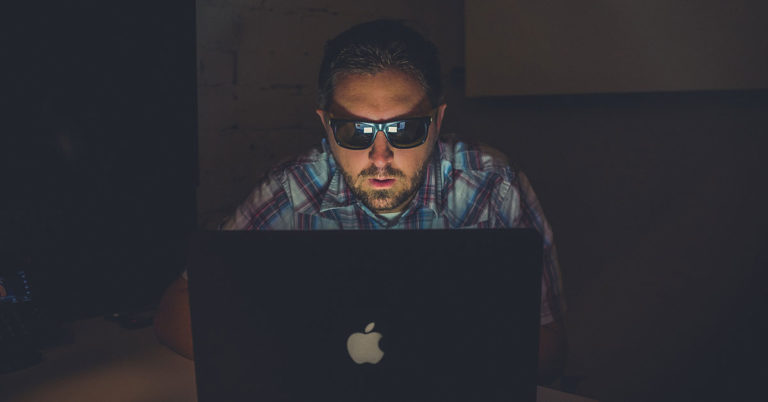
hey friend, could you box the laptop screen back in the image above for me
[188,229,542,402]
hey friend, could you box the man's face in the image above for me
[316,69,447,214]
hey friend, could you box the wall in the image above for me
[197,1,767,400]
[7,3,197,318]
[465,1,768,95]
[457,91,768,401]
[196,0,464,228]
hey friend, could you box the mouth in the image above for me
[368,178,396,189]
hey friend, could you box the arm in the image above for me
[503,172,567,382]
[154,276,194,359]
[153,169,292,359]
[538,320,567,384]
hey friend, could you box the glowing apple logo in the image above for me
[346,322,384,364]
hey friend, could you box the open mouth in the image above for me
[368,178,396,189]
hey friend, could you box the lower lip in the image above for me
[368,179,396,189]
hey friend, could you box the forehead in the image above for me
[328,69,431,121]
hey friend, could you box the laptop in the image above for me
[187,229,542,402]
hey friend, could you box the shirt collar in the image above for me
[318,138,354,212]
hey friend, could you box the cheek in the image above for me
[333,146,369,173]
[395,149,429,174]
[352,156,372,174]
[396,150,418,169]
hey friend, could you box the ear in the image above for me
[435,103,448,133]
[315,109,327,129]
[316,109,334,143]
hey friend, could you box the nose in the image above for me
[368,130,393,168]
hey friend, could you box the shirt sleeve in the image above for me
[178,170,295,280]
[499,170,566,326]
[219,169,295,230]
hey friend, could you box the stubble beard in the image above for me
[340,156,431,213]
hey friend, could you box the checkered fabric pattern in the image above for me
[220,137,564,325]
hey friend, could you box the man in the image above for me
[155,19,566,383]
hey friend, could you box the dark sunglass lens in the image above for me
[389,119,429,148]
[334,122,373,149]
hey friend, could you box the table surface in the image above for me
[0,317,596,402]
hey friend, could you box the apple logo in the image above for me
[346,322,384,364]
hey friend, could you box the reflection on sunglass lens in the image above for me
[388,120,427,148]
[335,123,373,149]
[331,116,431,149]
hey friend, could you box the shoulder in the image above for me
[437,135,527,227]
[268,142,332,184]
[221,142,335,230]
[437,134,518,181]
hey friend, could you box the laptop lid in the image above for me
[188,229,542,402]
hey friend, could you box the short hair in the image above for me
[317,19,443,110]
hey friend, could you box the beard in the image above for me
[339,157,431,213]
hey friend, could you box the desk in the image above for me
[0,317,595,402]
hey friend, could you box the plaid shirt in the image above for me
[221,137,564,325]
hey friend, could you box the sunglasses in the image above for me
[326,110,436,150]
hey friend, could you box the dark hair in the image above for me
[317,19,443,110]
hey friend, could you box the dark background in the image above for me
[3,2,767,401]
[4,2,197,318]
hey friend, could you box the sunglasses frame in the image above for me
[326,109,436,150]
